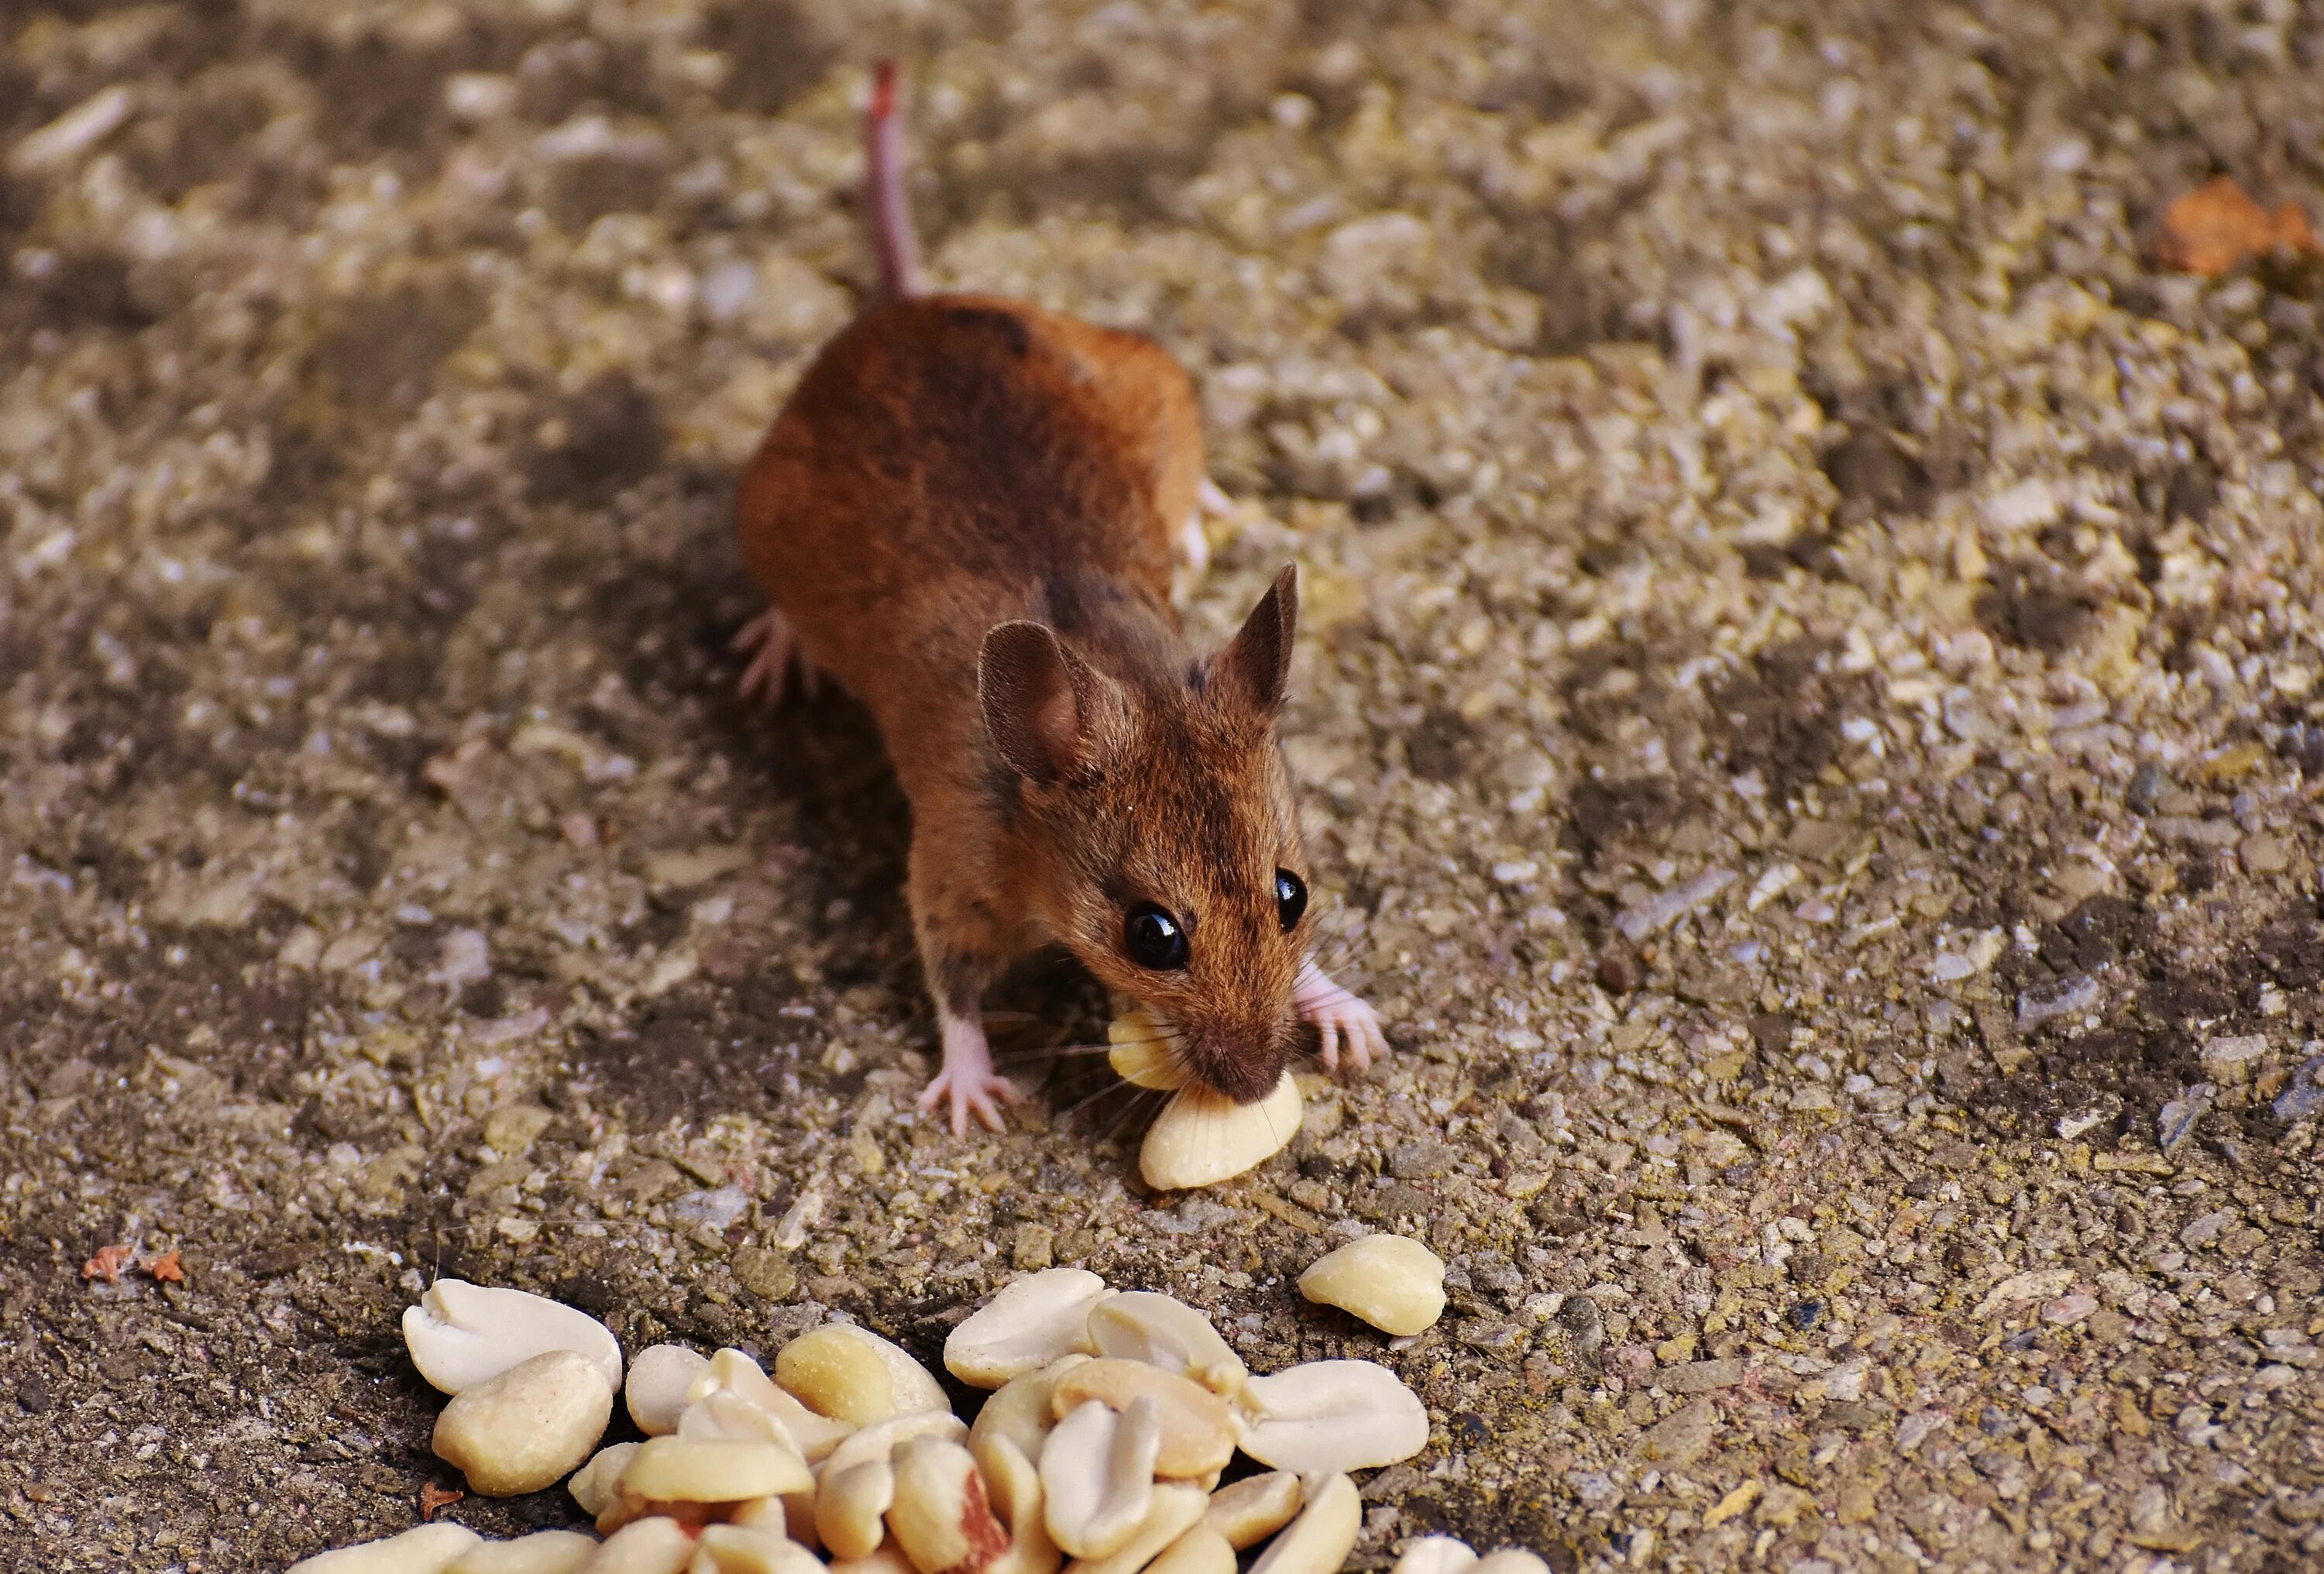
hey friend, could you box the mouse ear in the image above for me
[1212,564,1298,717]
[978,621,1122,785]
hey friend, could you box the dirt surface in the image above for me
[5,2,2324,1571]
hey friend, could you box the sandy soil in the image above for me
[3,2,2322,1571]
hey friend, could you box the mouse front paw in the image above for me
[917,1012,1022,1134]
[917,1064,1022,1135]
[1294,961,1390,1077]
[733,606,821,706]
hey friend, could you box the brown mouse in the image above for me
[734,62,1387,1133]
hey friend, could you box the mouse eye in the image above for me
[1274,870,1308,933]
[1123,903,1189,971]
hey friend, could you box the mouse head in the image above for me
[978,566,1316,1103]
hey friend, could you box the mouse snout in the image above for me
[1178,1014,1298,1104]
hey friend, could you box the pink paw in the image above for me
[1294,961,1390,1076]
[733,607,820,705]
[917,1063,1022,1135]
[917,1011,1020,1134]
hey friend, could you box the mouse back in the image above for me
[737,294,1203,741]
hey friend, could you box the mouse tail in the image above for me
[867,59,920,301]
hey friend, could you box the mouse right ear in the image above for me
[978,622,1122,785]
[1211,563,1298,717]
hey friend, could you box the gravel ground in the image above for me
[5,2,2324,1571]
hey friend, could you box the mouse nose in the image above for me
[1186,1019,1293,1104]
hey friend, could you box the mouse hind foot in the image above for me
[733,604,822,705]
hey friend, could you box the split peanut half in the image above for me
[569,1442,641,1517]
[627,1345,711,1436]
[1084,1294,1247,1397]
[1391,1537,1479,1574]
[1143,1524,1238,1574]
[1049,1359,1237,1478]
[689,1524,830,1574]
[971,1434,1060,1574]
[816,1458,896,1562]
[819,1411,971,1480]
[886,1435,1011,1574]
[1246,1473,1360,1574]
[585,1515,699,1574]
[1038,1397,1160,1559]
[968,1354,1088,1466]
[442,1530,599,1574]
[1296,1235,1447,1337]
[1236,1359,1429,1476]
[286,1523,483,1574]
[692,1347,856,1462]
[432,1349,614,1497]
[403,1280,624,1397]
[1139,1075,1302,1191]
[1470,1552,1551,1574]
[827,1545,917,1574]
[943,1268,1110,1389]
[778,1324,948,1426]
[1107,1009,1188,1090]
[619,1436,813,1504]
[1200,1472,1301,1550]
[1061,1483,1205,1574]
[726,1493,810,1545]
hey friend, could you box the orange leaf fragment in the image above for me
[2151,176,2323,277]
[419,1482,466,1521]
[146,1249,186,1284]
[81,1244,132,1284]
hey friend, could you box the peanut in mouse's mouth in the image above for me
[1106,1004,1188,1089]
[1140,1071,1305,1191]
[1109,1002,1291,1105]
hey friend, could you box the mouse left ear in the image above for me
[1212,564,1298,717]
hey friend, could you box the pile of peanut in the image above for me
[288,1256,1548,1574]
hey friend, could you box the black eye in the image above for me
[1274,869,1308,932]
[1123,903,1189,971]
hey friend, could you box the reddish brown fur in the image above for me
[735,294,1315,1101]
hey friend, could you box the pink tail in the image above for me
[868,60,919,300]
